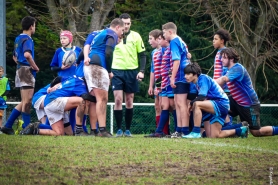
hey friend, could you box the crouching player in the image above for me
[20,76,92,136]
[182,63,248,138]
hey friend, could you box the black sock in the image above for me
[114,110,123,130]
[91,129,98,134]
[99,127,106,132]
[75,125,83,133]
[125,108,133,130]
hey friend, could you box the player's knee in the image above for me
[250,129,262,137]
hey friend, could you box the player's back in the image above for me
[14,34,34,65]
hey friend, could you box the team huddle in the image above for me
[0,14,277,138]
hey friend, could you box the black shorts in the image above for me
[172,82,190,94]
[229,96,261,130]
[111,69,139,93]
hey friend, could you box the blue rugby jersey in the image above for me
[88,29,118,70]
[225,63,259,107]
[13,34,34,66]
[170,36,190,83]
[50,46,82,77]
[196,74,229,109]
[44,76,88,107]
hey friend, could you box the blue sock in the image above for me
[5,108,21,128]
[45,117,50,125]
[82,115,88,133]
[222,123,242,130]
[176,127,182,133]
[181,127,190,135]
[235,128,242,137]
[272,126,278,136]
[70,108,77,133]
[172,110,177,132]
[22,112,31,129]
[192,126,201,133]
[39,123,52,130]
[155,110,169,133]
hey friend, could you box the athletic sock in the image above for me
[75,125,83,134]
[222,123,242,130]
[5,108,21,128]
[155,115,160,128]
[235,128,242,137]
[114,110,122,130]
[22,112,31,129]
[192,126,201,134]
[172,110,177,132]
[70,108,77,132]
[272,126,278,136]
[125,108,133,130]
[163,117,170,135]
[45,117,50,125]
[91,129,98,134]
[99,127,106,133]
[176,127,182,133]
[39,123,52,130]
[155,110,169,133]
[182,127,190,135]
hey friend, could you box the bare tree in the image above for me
[26,0,115,46]
[174,0,278,88]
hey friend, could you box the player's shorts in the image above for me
[44,97,69,125]
[202,100,229,126]
[33,95,46,120]
[15,66,36,88]
[111,69,139,93]
[160,86,174,98]
[229,96,261,130]
[84,64,109,91]
[172,82,190,94]
[187,93,197,101]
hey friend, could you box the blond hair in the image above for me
[162,22,177,33]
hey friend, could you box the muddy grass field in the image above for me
[0,135,277,184]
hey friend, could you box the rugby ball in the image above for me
[62,50,76,66]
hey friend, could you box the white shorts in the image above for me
[15,66,35,87]
[84,65,109,91]
[44,97,69,125]
[33,95,46,121]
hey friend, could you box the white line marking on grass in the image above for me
[191,141,278,154]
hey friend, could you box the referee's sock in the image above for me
[5,108,21,128]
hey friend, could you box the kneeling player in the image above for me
[182,63,248,138]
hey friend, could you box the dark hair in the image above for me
[110,18,124,28]
[214,29,231,45]
[184,63,202,77]
[21,16,36,31]
[220,47,240,63]
[149,29,162,39]
[119,13,131,19]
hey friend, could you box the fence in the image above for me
[4,102,278,134]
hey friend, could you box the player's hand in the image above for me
[109,72,114,79]
[170,77,176,88]
[32,66,39,73]
[187,52,192,59]
[61,63,71,70]
[154,88,160,96]
[137,72,144,81]
[84,57,90,66]
[148,87,153,96]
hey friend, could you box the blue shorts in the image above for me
[202,100,229,126]
[160,86,174,98]
[111,69,139,93]
[172,82,190,94]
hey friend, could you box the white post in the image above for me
[110,103,113,134]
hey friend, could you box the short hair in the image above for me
[110,18,124,28]
[162,22,177,32]
[220,47,240,63]
[184,63,202,77]
[0,66,4,71]
[119,13,131,19]
[149,29,163,39]
[21,16,36,31]
[214,29,231,45]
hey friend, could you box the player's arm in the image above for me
[138,51,146,74]
[105,36,115,75]
[24,51,39,72]
[83,44,90,65]
[215,76,229,86]
[76,51,84,65]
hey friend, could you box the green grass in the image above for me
[0,135,277,184]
